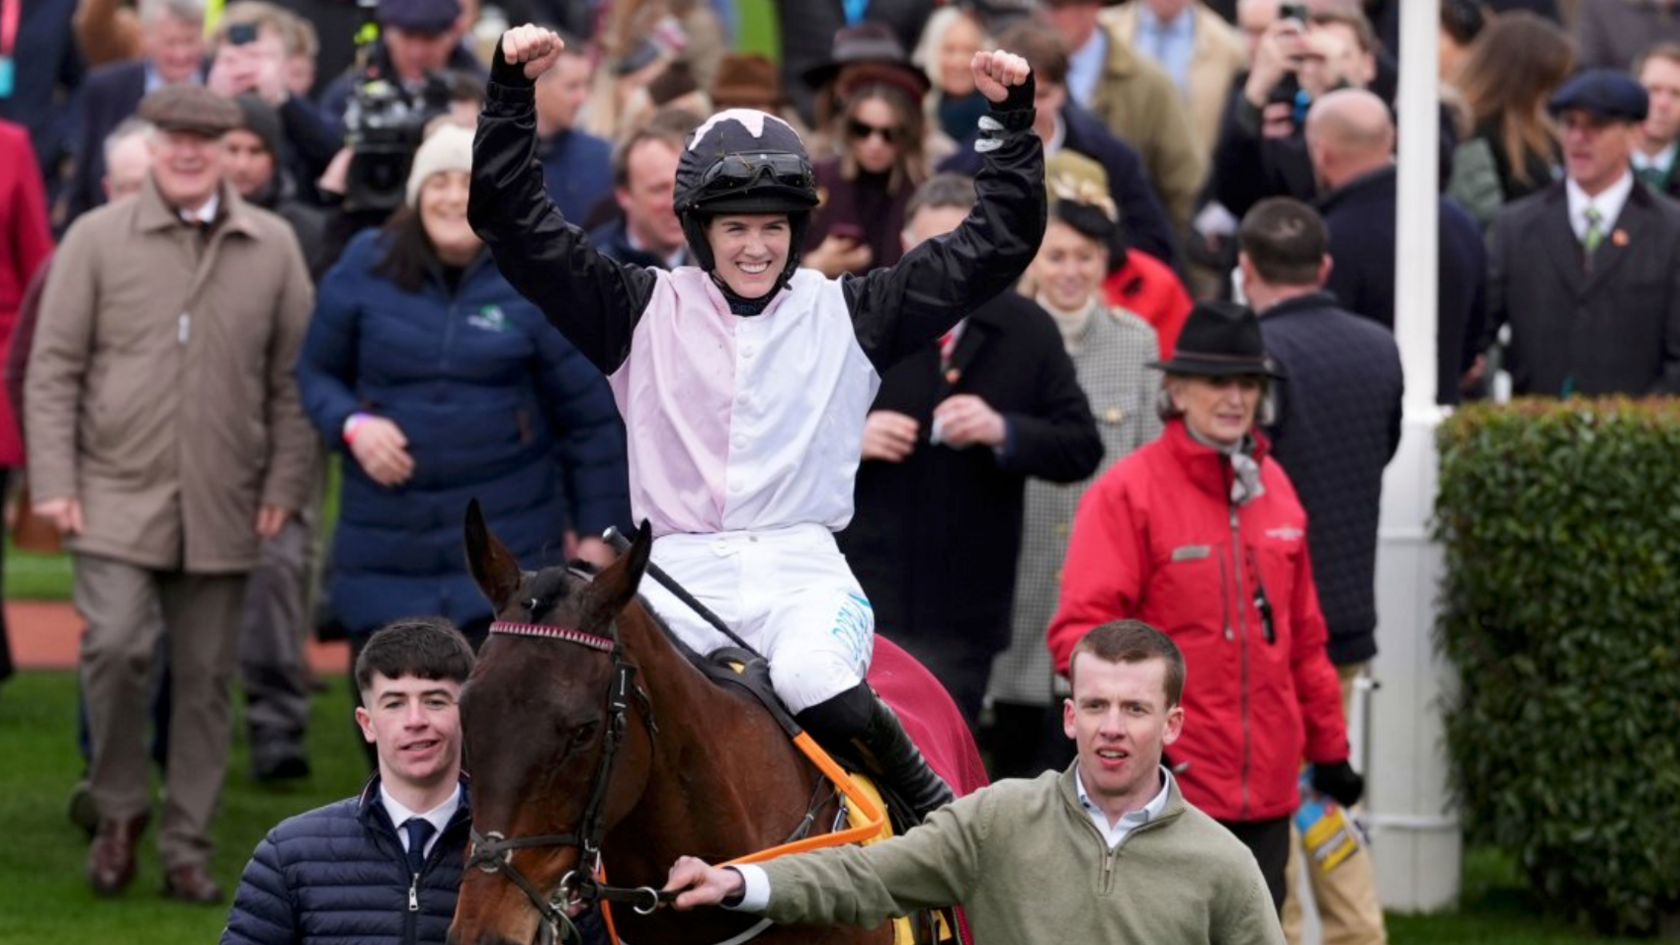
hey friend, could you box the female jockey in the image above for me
[470,25,1045,823]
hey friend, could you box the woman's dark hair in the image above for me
[1451,11,1575,188]
[372,206,440,294]
[837,82,929,194]
[1052,201,1118,245]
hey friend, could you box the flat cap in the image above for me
[377,0,460,33]
[138,85,244,137]
[1548,68,1649,122]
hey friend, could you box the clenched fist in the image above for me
[971,50,1032,104]
[500,24,565,81]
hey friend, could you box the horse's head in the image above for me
[450,500,655,945]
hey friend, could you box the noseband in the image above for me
[466,618,667,945]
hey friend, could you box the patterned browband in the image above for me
[488,621,615,653]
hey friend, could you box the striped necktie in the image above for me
[1582,206,1606,255]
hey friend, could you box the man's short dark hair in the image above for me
[994,20,1069,87]
[355,617,475,694]
[1067,620,1185,707]
[611,107,701,189]
[1240,197,1328,287]
[904,172,977,224]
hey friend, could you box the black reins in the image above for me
[465,615,669,945]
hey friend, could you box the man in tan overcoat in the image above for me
[25,83,316,904]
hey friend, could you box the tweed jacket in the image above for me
[1085,17,1206,233]
[1100,2,1247,161]
[26,177,317,572]
[992,304,1161,706]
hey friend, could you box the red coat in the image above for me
[0,121,55,467]
[1046,419,1348,822]
[1102,249,1191,359]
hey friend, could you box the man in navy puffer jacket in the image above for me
[219,617,542,945]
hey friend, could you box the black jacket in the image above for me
[1316,166,1485,404]
[220,776,471,945]
[1260,292,1403,666]
[468,52,1046,380]
[1487,179,1680,397]
[840,291,1103,657]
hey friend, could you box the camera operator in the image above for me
[318,0,485,137]
[309,0,485,229]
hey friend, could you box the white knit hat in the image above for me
[405,122,475,209]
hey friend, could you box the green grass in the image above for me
[0,670,366,945]
[1386,845,1648,943]
[4,539,75,600]
[0,669,1647,943]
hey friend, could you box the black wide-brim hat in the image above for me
[1150,301,1287,379]
[802,22,931,100]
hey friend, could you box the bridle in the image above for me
[465,617,667,945]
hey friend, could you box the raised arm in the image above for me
[847,51,1046,373]
[469,26,659,375]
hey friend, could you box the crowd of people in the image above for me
[0,0,1676,942]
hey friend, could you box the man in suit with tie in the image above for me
[1632,42,1680,198]
[221,618,493,945]
[1486,68,1680,397]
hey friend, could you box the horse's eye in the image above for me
[560,721,600,756]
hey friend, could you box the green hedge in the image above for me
[1433,398,1680,935]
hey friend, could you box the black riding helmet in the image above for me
[674,109,820,301]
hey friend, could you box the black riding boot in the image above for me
[796,683,954,824]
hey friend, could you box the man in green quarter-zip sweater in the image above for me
[663,620,1284,945]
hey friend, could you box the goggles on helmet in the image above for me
[692,151,815,201]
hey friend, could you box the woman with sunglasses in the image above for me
[804,75,934,278]
[471,25,1045,826]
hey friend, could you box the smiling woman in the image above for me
[706,213,792,297]
[293,123,632,714]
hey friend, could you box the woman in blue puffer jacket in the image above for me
[297,124,630,662]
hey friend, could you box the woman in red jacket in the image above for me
[1045,301,1361,912]
[0,119,56,689]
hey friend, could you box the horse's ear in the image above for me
[464,498,523,614]
[582,520,652,625]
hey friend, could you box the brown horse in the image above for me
[448,503,894,945]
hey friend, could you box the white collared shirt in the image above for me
[1566,170,1635,242]
[1075,766,1174,849]
[178,190,219,226]
[1066,26,1108,109]
[1135,3,1196,92]
[380,783,462,862]
[1632,141,1678,175]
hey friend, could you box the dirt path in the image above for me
[5,600,351,674]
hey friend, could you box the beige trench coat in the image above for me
[26,178,317,573]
